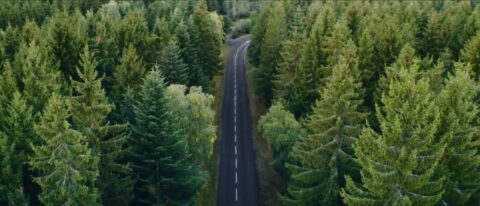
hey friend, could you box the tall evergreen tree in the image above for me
[435,63,480,205]
[184,17,208,89]
[159,40,189,85]
[129,70,202,205]
[273,29,304,101]
[256,1,287,105]
[342,61,445,206]
[112,44,145,105]
[283,55,365,206]
[460,32,480,79]
[47,10,86,79]
[31,94,99,206]
[192,0,222,79]
[70,46,132,206]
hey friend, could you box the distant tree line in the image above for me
[254,1,480,205]
[0,0,224,205]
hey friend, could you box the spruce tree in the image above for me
[0,92,32,205]
[342,60,445,206]
[47,10,86,79]
[435,63,480,205]
[192,0,222,78]
[129,70,201,205]
[273,29,304,101]
[31,94,99,206]
[112,44,145,105]
[185,17,208,89]
[256,1,287,105]
[159,40,189,85]
[460,32,480,79]
[283,55,365,206]
[70,46,132,205]
[176,20,206,88]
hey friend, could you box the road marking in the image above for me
[235,145,237,155]
[234,125,237,133]
[235,188,238,201]
[235,134,237,142]
[235,158,237,169]
[235,172,238,183]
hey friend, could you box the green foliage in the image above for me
[47,10,86,79]
[435,63,480,205]
[342,60,445,206]
[259,102,304,177]
[70,46,132,205]
[255,1,287,105]
[31,94,99,206]
[192,1,223,79]
[460,32,480,79]
[129,70,202,205]
[112,44,145,105]
[165,84,217,168]
[283,54,365,206]
[159,40,189,85]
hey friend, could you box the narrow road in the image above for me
[217,37,258,206]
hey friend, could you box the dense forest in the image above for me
[253,0,480,206]
[0,0,251,205]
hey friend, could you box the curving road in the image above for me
[216,36,258,206]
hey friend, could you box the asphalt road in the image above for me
[216,36,258,206]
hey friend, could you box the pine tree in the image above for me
[31,94,99,206]
[129,70,202,205]
[256,1,287,105]
[259,102,305,177]
[70,46,132,205]
[117,9,148,58]
[341,61,445,206]
[192,0,222,78]
[273,29,304,101]
[460,32,480,79]
[0,92,32,205]
[283,55,365,206]
[288,5,335,117]
[249,3,271,66]
[435,63,480,205]
[112,44,145,105]
[184,17,208,89]
[47,10,86,79]
[145,17,170,67]
[14,41,61,113]
[159,40,189,85]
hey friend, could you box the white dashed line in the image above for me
[235,188,238,201]
[235,172,238,183]
[235,145,237,155]
[235,134,237,142]
[235,158,238,169]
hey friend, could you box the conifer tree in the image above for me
[145,17,170,67]
[435,63,480,205]
[256,1,287,105]
[159,40,189,85]
[129,70,201,205]
[31,94,99,206]
[117,9,148,57]
[283,55,365,206]
[112,44,145,105]
[193,0,222,78]
[0,131,28,205]
[70,46,132,205]
[249,3,270,66]
[14,41,61,113]
[460,32,480,79]
[0,92,32,205]
[259,102,305,177]
[47,10,86,79]
[184,17,208,89]
[274,29,304,101]
[342,61,445,206]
